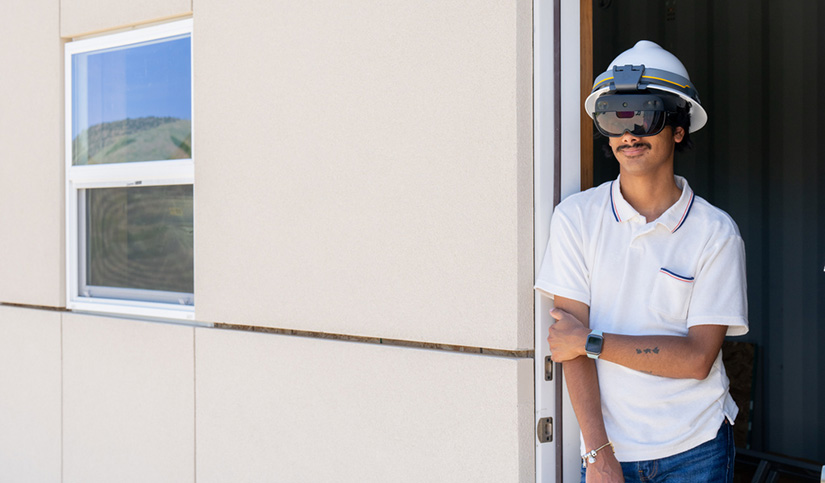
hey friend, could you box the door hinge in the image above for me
[545,356,553,381]
[537,417,553,443]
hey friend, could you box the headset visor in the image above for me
[592,94,669,137]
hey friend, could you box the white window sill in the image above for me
[68,298,197,324]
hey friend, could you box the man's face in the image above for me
[608,125,684,177]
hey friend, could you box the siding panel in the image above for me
[196,327,534,482]
[62,313,195,483]
[0,306,61,483]
[0,0,63,307]
[193,0,533,350]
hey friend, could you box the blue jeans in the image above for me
[580,420,735,483]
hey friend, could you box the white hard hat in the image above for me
[584,40,707,133]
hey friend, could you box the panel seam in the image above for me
[211,322,534,359]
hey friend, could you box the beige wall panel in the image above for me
[61,0,191,38]
[0,0,64,307]
[195,0,533,350]
[196,327,534,482]
[63,313,194,483]
[0,306,61,482]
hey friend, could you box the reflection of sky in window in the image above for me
[72,35,191,139]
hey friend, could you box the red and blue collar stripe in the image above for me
[609,181,621,222]
[671,191,695,233]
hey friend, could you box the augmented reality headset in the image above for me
[592,93,685,138]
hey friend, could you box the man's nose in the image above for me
[619,130,640,144]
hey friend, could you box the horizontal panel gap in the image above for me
[0,302,69,312]
[211,322,534,359]
[0,303,531,359]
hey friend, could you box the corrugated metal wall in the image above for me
[592,0,825,464]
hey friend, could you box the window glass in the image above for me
[71,35,191,166]
[85,185,194,298]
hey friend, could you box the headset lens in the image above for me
[593,110,667,137]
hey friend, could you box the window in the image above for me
[65,20,194,321]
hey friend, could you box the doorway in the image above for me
[589,0,825,466]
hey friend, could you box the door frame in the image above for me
[533,0,591,482]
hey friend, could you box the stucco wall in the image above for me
[194,0,534,350]
[0,306,62,482]
[62,313,196,482]
[196,327,534,482]
[0,0,537,481]
[0,309,534,482]
[60,0,191,38]
[0,0,64,307]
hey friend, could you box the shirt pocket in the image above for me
[649,268,695,321]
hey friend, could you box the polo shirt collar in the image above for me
[609,175,695,233]
[609,176,638,223]
[659,176,695,233]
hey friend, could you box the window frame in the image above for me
[64,19,195,322]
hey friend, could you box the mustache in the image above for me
[616,142,651,152]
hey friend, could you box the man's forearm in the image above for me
[549,307,727,380]
[564,355,610,449]
[564,355,625,481]
[600,325,726,380]
[551,296,623,480]
[551,297,611,449]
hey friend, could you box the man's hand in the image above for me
[547,307,591,362]
[586,449,624,482]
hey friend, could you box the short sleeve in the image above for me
[534,207,591,305]
[686,235,749,336]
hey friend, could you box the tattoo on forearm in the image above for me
[635,347,660,354]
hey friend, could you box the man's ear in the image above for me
[673,126,685,143]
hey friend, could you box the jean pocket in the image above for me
[649,268,695,320]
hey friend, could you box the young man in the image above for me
[535,41,748,482]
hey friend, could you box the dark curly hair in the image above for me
[666,102,693,153]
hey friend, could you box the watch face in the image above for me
[586,334,603,354]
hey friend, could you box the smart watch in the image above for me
[585,330,604,359]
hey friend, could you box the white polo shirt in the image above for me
[535,175,748,462]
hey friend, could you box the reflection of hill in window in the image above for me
[73,116,191,165]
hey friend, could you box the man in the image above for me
[535,40,748,482]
